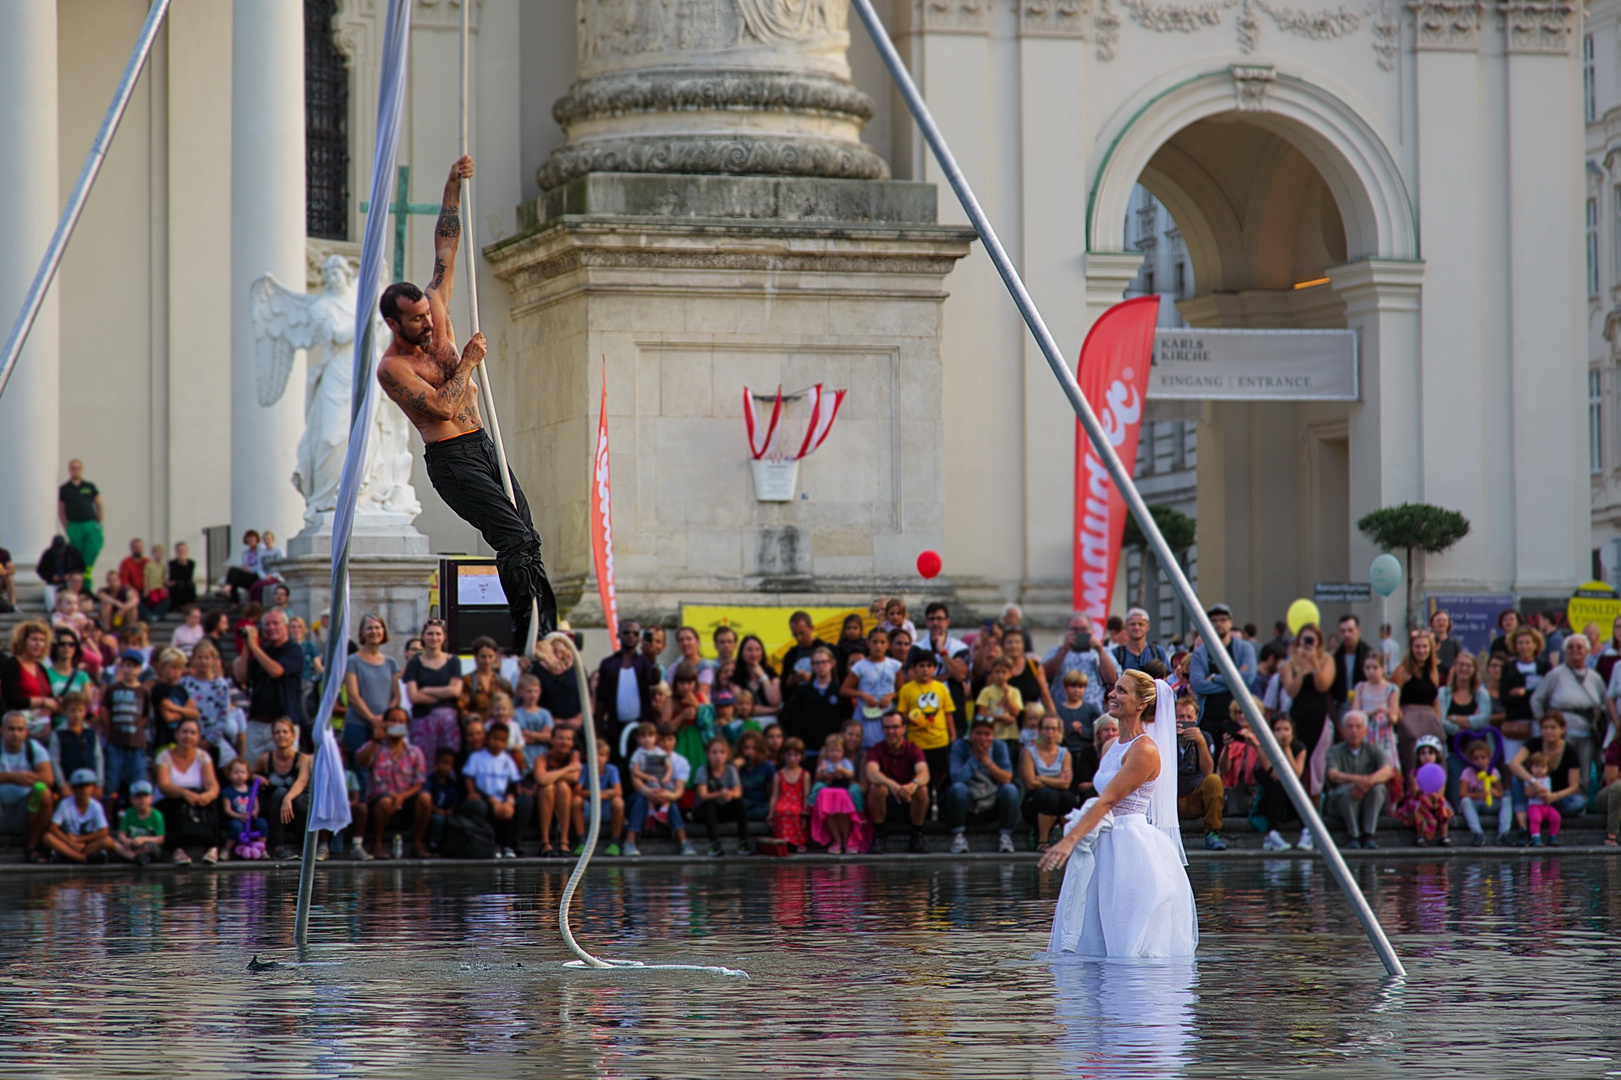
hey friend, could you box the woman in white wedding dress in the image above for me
[1038,670,1198,958]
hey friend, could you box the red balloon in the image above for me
[916,550,942,578]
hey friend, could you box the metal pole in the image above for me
[849,0,1404,978]
[0,0,171,401]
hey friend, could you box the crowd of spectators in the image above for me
[4,470,1619,863]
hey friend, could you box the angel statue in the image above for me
[251,254,421,526]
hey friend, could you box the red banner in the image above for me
[1072,296,1161,617]
[591,366,619,639]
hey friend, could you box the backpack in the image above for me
[441,810,497,860]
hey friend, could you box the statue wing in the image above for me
[249,273,320,407]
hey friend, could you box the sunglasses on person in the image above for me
[422,619,445,629]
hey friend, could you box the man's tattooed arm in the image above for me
[379,360,463,422]
[435,204,461,240]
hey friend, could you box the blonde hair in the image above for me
[1062,668,1089,689]
[822,732,845,756]
[1117,668,1158,715]
[155,647,187,670]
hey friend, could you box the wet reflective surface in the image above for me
[2,857,1620,1077]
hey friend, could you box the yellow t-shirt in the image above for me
[899,678,955,750]
[975,684,1025,742]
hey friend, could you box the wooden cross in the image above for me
[359,165,442,283]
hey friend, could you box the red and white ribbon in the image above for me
[794,383,846,459]
[743,385,785,460]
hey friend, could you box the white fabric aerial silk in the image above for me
[1049,680,1198,958]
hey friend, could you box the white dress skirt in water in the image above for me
[1048,732,1199,958]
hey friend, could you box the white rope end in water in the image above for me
[545,630,750,980]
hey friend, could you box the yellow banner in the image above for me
[680,604,873,669]
[1568,581,1621,634]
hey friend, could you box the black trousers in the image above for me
[695,798,749,843]
[263,788,310,850]
[423,428,557,651]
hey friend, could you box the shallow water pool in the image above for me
[2,857,1619,1077]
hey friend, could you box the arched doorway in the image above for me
[1090,69,1421,625]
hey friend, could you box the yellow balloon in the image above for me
[1287,598,1321,635]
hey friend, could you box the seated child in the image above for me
[571,737,624,856]
[415,747,462,857]
[220,758,270,856]
[1523,751,1563,847]
[768,737,811,853]
[1019,703,1046,757]
[1456,738,1511,845]
[44,769,115,864]
[624,724,694,857]
[113,779,166,864]
[810,731,871,854]
[1395,734,1452,846]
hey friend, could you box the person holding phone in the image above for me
[1042,612,1118,714]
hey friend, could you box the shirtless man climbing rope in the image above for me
[376,154,559,659]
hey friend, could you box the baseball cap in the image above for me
[130,780,154,797]
[120,649,144,665]
[69,768,98,787]
[713,689,736,706]
[1205,604,1233,618]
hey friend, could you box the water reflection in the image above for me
[1,859,1619,1077]
[1051,958,1197,1077]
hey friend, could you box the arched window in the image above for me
[305,0,349,240]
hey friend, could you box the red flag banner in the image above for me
[1072,296,1161,617]
[591,366,619,638]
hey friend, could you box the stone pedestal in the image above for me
[275,514,434,661]
[484,172,974,625]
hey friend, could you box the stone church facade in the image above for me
[0,0,1591,634]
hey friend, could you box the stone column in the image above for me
[540,0,888,188]
[0,0,60,575]
[1329,257,1425,629]
[1411,1,1491,593]
[488,0,973,624]
[1501,0,1588,596]
[231,0,306,544]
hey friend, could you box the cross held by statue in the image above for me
[358,165,441,282]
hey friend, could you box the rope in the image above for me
[457,0,539,661]
[546,632,748,978]
[451,11,739,978]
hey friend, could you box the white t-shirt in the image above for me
[616,663,642,723]
[1262,672,1294,714]
[464,748,521,800]
[851,657,902,715]
[53,797,109,836]
[1379,637,1401,674]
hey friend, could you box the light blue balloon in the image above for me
[1369,553,1403,597]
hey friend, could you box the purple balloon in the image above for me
[1416,762,1446,795]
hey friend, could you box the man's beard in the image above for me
[400,324,433,347]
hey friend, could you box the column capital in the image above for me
[1327,258,1425,315]
[1408,0,1485,51]
[1084,250,1146,309]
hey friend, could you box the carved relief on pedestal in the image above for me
[1408,0,1484,49]
[1498,0,1574,53]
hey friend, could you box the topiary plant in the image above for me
[1356,503,1470,627]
